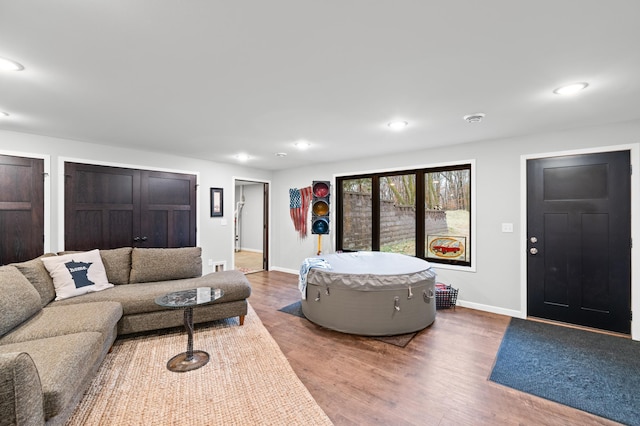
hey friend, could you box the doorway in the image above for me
[233,179,269,274]
[526,150,631,334]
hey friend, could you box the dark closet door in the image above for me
[0,154,44,264]
[140,170,196,248]
[65,163,196,250]
[65,163,140,250]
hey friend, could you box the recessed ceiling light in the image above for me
[294,141,311,150]
[553,82,589,95]
[0,57,25,71]
[388,121,408,131]
[275,152,287,157]
[235,153,250,162]
[463,113,485,123]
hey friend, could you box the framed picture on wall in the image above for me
[210,188,223,217]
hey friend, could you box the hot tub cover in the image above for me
[306,251,435,292]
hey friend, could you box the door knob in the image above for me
[133,236,141,242]
[529,247,538,255]
[530,237,538,243]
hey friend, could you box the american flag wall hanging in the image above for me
[289,186,312,238]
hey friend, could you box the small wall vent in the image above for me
[463,113,486,123]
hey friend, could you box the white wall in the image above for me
[0,129,272,273]
[270,119,640,323]
[235,183,264,252]
[3,119,639,335]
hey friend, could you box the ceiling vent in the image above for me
[463,113,485,123]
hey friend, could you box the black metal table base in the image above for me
[166,306,210,372]
[166,350,210,372]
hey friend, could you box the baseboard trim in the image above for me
[237,248,263,253]
[270,266,298,275]
[456,299,523,319]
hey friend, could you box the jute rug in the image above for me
[67,303,333,425]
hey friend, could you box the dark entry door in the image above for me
[527,151,631,334]
[0,154,44,264]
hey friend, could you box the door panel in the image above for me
[65,163,196,250]
[0,155,44,264]
[65,163,139,250]
[140,170,196,248]
[527,151,631,334]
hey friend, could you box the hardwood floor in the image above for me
[246,271,620,426]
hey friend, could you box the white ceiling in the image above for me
[1,1,639,170]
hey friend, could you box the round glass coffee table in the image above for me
[155,287,224,372]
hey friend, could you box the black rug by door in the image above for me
[278,301,417,347]
[490,318,640,425]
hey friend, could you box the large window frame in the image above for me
[336,161,475,270]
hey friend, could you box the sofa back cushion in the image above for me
[59,247,132,285]
[0,265,42,337]
[11,254,58,308]
[129,247,202,283]
[99,247,132,284]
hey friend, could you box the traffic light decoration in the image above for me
[311,181,330,234]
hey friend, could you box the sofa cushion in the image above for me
[0,332,104,421]
[48,270,251,316]
[0,352,45,425]
[0,301,123,345]
[0,265,42,338]
[129,247,202,283]
[12,254,58,308]
[99,247,132,284]
[42,249,114,300]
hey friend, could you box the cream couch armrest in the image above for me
[0,352,44,426]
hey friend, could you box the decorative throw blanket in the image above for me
[298,257,332,300]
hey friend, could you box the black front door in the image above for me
[527,150,631,334]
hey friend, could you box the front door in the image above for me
[527,151,631,334]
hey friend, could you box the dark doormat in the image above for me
[490,318,640,426]
[278,301,417,347]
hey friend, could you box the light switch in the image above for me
[220,219,228,226]
[501,223,514,233]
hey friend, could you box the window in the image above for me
[336,163,472,267]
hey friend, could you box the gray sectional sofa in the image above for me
[0,247,251,426]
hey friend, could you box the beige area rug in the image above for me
[67,304,333,426]
[234,250,263,274]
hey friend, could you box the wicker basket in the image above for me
[435,283,458,309]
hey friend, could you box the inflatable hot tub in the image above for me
[301,251,436,336]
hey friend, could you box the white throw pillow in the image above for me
[41,249,114,300]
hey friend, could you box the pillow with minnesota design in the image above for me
[42,249,114,300]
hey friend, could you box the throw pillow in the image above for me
[41,249,114,300]
[59,247,132,285]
